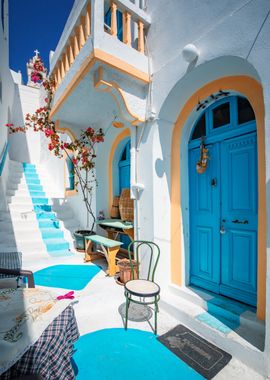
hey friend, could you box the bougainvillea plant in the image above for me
[6,54,104,232]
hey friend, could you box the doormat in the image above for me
[158,325,232,379]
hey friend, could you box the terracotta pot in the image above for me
[118,258,139,284]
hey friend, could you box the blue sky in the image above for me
[9,0,75,84]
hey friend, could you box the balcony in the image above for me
[49,0,150,128]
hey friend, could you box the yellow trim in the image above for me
[170,75,266,320]
[94,49,149,83]
[94,67,145,124]
[55,121,77,197]
[50,49,149,119]
[108,129,131,212]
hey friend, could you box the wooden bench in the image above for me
[84,235,123,276]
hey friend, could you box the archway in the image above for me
[188,95,257,306]
[170,76,266,319]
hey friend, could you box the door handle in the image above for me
[232,219,248,224]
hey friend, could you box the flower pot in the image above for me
[73,230,95,251]
[118,258,139,284]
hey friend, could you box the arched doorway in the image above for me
[188,95,257,306]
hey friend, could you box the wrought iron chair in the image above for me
[124,241,160,334]
[0,251,35,288]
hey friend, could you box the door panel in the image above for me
[189,144,220,292]
[220,133,257,305]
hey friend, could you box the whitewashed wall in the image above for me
[132,0,270,375]
[0,0,14,210]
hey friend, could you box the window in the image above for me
[237,97,255,124]
[212,102,230,129]
[191,114,206,140]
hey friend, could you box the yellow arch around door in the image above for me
[170,76,266,320]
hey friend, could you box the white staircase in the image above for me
[0,160,80,261]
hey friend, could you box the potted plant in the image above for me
[117,258,139,285]
[6,54,104,250]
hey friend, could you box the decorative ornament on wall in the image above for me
[196,138,209,174]
[196,90,230,111]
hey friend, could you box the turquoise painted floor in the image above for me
[72,329,204,380]
[34,264,101,290]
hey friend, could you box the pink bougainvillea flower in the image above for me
[45,128,54,137]
[5,123,14,127]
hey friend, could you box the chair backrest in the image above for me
[127,241,160,281]
[0,252,22,276]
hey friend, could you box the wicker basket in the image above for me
[110,196,120,218]
[119,189,134,222]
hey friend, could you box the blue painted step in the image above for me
[26,179,40,185]
[44,238,69,252]
[41,228,64,239]
[48,250,73,257]
[23,163,36,169]
[34,205,52,212]
[30,191,46,197]
[206,297,253,324]
[36,211,56,219]
[38,219,60,229]
[28,184,43,191]
[31,197,49,205]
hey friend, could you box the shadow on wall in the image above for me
[8,86,30,163]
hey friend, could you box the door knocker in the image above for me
[196,138,209,174]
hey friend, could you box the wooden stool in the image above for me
[84,235,123,276]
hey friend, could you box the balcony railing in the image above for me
[51,2,91,91]
[50,0,149,92]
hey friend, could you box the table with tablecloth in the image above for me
[0,289,79,380]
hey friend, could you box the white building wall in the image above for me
[0,0,14,210]
[132,0,270,375]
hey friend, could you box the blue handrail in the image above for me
[0,142,9,177]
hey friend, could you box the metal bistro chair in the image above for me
[124,241,160,334]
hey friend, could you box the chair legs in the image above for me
[124,294,159,335]
[125,295,130,330]
[154,296,158,335]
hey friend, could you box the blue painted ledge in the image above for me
[0,142,9,177]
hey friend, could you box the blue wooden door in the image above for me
[189,133,258,306]
[119,141,131,191]
[119,141,131,248]
[189,144,221,293]
[220,133,258,305]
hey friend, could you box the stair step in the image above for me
[27,184,43,191]
[23,163,36,169]
[47,249,73,257]
[160,291,265,374]
[31,197,49,205]
[29,191,45,197]
[35,211,56,219]
[40,229,64,239]
[25,179,40,185]
[38,219,60,228]
[44,238,69,251]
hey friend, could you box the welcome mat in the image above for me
[158,325,232,379]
